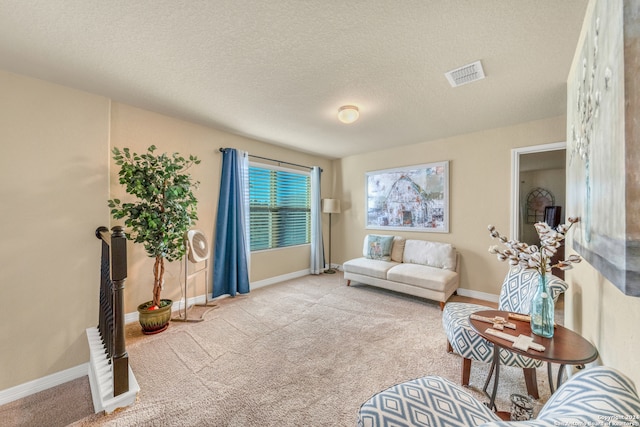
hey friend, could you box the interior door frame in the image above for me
[511,141,567,240]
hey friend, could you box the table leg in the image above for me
[547,362,555,394]
[547,363,569,394]
[556,364,567,390]
[483,356,496,393]
[486,347,500,411]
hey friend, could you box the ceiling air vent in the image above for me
[445,60,486,88]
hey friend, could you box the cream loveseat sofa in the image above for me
[343,235,459,309]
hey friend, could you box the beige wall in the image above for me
[110,103,334,314]
[0,70,110,390]
[335,116,567,296]
[0,73,333,392]
[565,258,640,389]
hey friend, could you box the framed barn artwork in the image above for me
[365,161,449,233]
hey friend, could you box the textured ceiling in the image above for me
[0,1,588,159]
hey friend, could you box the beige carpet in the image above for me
[1,273,553,426]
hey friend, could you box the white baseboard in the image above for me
[124,294,229,324]
[124,269,310,324]
[125,310,139,324]
[455,288,499,304]
[0,363,88,406]
[251,269,309,290]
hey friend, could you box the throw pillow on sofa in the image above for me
[390,236,406,262]
[402,240,457,271]
[363,235,395,261]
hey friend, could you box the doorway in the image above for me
[510,142,566,244]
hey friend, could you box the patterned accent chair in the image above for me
[357,366,640,427]
[441,266,568,398]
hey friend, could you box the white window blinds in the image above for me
[249,164,311,251]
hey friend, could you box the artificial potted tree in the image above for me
[108,145,200,334]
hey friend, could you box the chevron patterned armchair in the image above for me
[357,366,640,427]
[441,266,568,398]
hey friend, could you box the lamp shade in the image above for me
[322,199,341,214]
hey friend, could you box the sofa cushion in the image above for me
[358,376,500,427]
[343,257,399,280]
[362,234,395,261]
[403,240,457,271]
[390,236,406,263]
[536,366,640,423]
[387,263,458,292]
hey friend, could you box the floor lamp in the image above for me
[322,198,341,274]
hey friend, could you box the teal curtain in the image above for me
[213,148,250,297]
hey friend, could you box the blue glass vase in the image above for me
[530,273,554,338]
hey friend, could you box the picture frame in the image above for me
[365,161,449,233]
[567,0,640,296]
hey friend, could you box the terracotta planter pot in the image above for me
[137,299,173,334]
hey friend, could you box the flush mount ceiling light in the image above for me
[338,105,359,124]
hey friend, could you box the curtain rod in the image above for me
[218,148,322,172]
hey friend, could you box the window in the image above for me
[249,164,311,251]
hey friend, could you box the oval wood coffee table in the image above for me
[469,309,598,414]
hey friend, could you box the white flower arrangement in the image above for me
[488,218,582,276]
